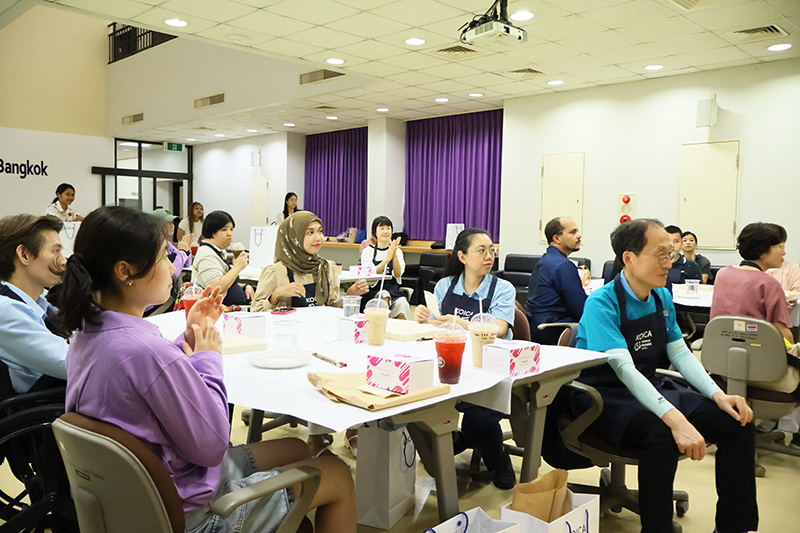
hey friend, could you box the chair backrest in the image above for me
[571,257,591,272]
[708,265,724,285]
[557,323,579,348]
[601,260,615,284]
[511,301,531,341]
[52,412,184,533]
[702,316,789,397]
[420,252,448,268]
[504,254,541,273]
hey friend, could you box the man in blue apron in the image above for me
[576,219,757,533]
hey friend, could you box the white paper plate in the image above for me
[247,351,311,369]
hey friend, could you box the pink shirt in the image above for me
[711,266,791,328]
[767,260,800,292]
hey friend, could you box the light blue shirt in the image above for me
[0,282,68,392]
[434,273,516,340]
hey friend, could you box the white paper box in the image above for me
[222,313,266,338]
[501,492,599,533]
[338,316,368,344]
[349,265,374,277]
[483,340,541,377]
[366,353,434,395]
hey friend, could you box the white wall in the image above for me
[0,126,113,218]
[500,58,800,274]
[193,133,304,245]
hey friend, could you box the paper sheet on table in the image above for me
[424,291,441,318]
[220,333,268,355]
[308,372,449,411]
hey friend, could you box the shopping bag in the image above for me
[425,508,520,533]
[59,221,80,258]
[445,223,465,250]
[501,491,599,533]
[511,469,569,522]
[248,226,278,271]
[355,422,417,529]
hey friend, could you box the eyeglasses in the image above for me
[650,252,671,264]
[470,246,498,258]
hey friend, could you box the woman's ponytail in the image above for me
[48,254,100,334]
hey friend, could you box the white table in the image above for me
[147,308,607,520]
[671,283,800,326]
[236,267,388,284]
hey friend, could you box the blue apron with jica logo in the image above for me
[286,268,317,308]
[440,274,498,322]
[575,274,704,447]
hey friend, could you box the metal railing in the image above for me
[108,23,177,64]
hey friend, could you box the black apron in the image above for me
[575,274,704,447]
[286,268,317,308]
[360,246,405,311]
[199,242,249,307]
[440,274,498,321]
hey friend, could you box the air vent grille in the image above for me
[312,105,338,111]
[194,93,225,109]
[121,113,144,125]
[669,0,705,10]
[506,68,544,79]
[433,45,480,60]
[729,25,788,43]
[299,69,345,85]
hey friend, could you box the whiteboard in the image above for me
[540,152,585,243]
[678,141,740,250]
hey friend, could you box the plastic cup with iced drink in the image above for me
[364,298,390,346]
[183,285,203,318]
[469,313,499,368]
[435,322,467,385]
[342,295,362,318]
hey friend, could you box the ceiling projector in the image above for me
[461,20,527,48]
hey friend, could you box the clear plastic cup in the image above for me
[364,298,390,346]
[274,320,300,352]
[342,295,362,318]
[434,322,467,384]
[686,279,700,298]
[469,313,499,368]
[183,285,203,318]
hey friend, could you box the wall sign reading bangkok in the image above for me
[0,158,49,179]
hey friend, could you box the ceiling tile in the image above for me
[617,16,705,42]
[371,0,467,26]
[195,23,270,45]
[446,100,500,112]
[433,0,494,12]
[505,0,573,23]
[648,32,731,55]
[374,28,457,51]
[59,0,150,19]
[132,7,219,33]
[536,54,608,74]
[490,81,544,96]
[580,0,677,29]
[159,0,256,22]
[452,71,513,88]
[300,50,369,67]
[573,64,642,82]
[356,92,409,104]
[266,0,359,25]
[416,62,484,79]
[765,0,800,17]
[546,0,630,15]
[420,14,476,40]
[227,11,313,36]
[737,38,800,58]
[326,12,412,39]
[558,30,638,53]
[526,15,609,41]
[458,52,532,72]
[673,45,754,66]
[332,88,373,98]
[362,80,406,92]
[385,86,438,99]
[590,43,665,64]
[696,58,763,71]
[504,42,580,62]
[382,52,450,70]
[252,37,325,58]
[391,98,436,109]
[335,0,395,9]
[385,70,443,85]
[284,26,364,48]
[686,1,784,31]
[415,79,473,93]
[327,98,374,110]
[392,109,433,119]
[336,40,410,60]
[233,0,284,7]
[345,61,409,77]
[617,56,692,74]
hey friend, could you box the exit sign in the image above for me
[163,142,184,152]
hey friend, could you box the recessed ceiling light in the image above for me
[283,123,295,127]
[186,138,196,141]
[122,149,130,152]
[469,93,484,97]
[644,64,664,71]
[215,134,225,137]
[376,108,389,112]
[118,141,137,147]
[434,97,449,103]
[326,116,338,120]
[164,18,188,28]
[405,37,426,46]
[767,43,792,52]
[510,11,534,22]
[326,58,345,65]
[246,129,258,133]
[546,80,564,86]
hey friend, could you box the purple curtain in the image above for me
[404,110,503,241]
[305,127,367,237]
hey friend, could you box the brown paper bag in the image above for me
[510,469,570,522]
[307,372,449,411]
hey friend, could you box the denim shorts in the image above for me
[186,444,293,533]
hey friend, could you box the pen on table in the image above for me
[312,352,347,368]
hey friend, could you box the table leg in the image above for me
[247,409,265,443]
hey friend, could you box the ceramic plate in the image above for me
[247,351,311,369]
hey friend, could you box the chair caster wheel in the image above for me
[755,464,766,478]
[676,500,689,517]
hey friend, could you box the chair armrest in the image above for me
[656,368,692,389]
[537,322,574,330]
[0,387,66,411]
[211,466,322,525]
[560,381,604,445]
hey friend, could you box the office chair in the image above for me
[551,324,689,533]
[701,316,800,477]
[52,412,321,533]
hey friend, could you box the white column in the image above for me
[367,117,406,232]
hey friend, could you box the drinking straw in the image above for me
[479,297,483,316]
[378,264,387,296]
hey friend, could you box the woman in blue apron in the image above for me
[359,216,411,319]
[576,219,757,533]
[414,228,518,489]
[191,210,252,307]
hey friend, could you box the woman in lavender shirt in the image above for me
[49,206,355,533]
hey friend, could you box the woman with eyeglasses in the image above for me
[414,228,517,489]
[575,219,756,533]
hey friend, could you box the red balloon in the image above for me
[620,215,631,223]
